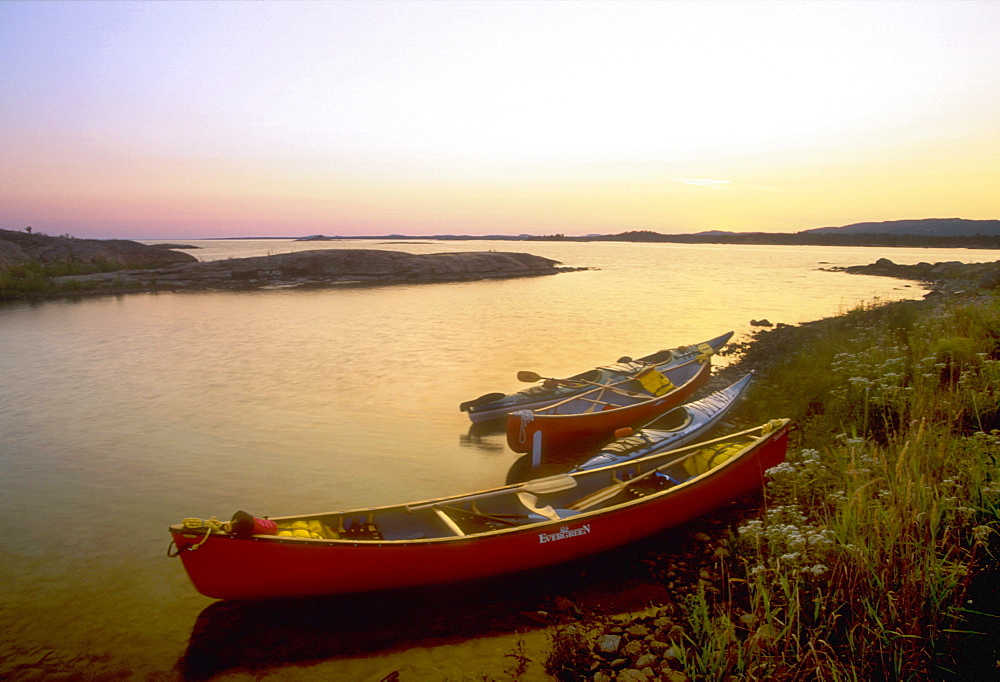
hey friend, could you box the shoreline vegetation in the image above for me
[536,291,1000,681]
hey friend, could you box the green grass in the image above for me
[0,259,141,296]
[678,293,1000,679]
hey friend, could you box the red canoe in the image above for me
[167,419,790,600]
[506,355,711,457]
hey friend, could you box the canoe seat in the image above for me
[577,396,612,414]
[434,508,467,536]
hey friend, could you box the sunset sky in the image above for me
[2,1,998,239]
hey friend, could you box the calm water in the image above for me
[2,240,998,679]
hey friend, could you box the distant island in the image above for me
[0,228,577,299]
[295,218,1000,249]
[4,218,1000,300]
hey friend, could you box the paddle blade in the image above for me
[517,371,544,383]
[517,492,560,522]
[521,473,577,494]
[459,392,507,412]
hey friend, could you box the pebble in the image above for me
[663,645,683,660]
[626,624,650,637]
[622,640,644,658]
[596,634,622,654]
[635,653,658,669]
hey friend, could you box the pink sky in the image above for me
[2,1,998,239]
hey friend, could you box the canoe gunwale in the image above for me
[532,354,709,419]
[465,331,733,422]
[170,419,790,549]
[572,372,754,471]
[168,418,790,598]
[505,356,713,453]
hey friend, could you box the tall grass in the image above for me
[678,294,1000,679]
[0,259,135,296]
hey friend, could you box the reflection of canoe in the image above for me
[571,372,754,472]
[460,332,733,423]
[506,355,711,456]
[168,419,791,600]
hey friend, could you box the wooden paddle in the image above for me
[517,370,601,387]
[517,492,561,521]
[406,473,577,512]
[516,371,647,398]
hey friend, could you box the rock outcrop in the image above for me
[826,257,1000,295]
[49,248,576,293]
[0,228,197,269]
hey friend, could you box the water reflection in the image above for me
[504,449,601,484]
[179,533,682,680]
[458,418,507,454]
[460,416,613,481]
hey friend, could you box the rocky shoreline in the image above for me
[826,256,1000,296]
[0,229,582,298]
[49,248,578,293]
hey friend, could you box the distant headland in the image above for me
[291,218,1000,249]
[0,228,577,299]
[3,218,999,300]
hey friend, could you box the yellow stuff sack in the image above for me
[636,368,674,396]
[277,519,329,539]
[682,442,747,476]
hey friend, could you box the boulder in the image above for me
[595,634,623,654]
[0,228,196,269]
[978,268,1000,290]
[839,258,1000,295]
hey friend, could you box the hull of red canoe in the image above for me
[505,360,711,455]
[169,424,789,600]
